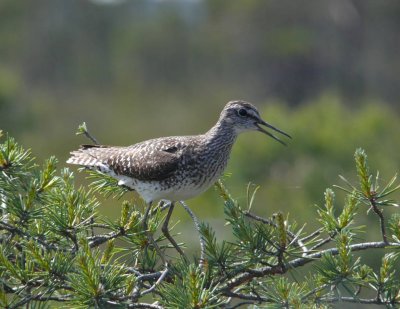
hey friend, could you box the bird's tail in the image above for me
[66,145,113,170]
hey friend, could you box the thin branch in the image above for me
[124,268,168,302]
[223,291,399,307]
[0,221,59,251]
[301,284,329,301]
[244,211,291,236]
[309,235,334,251]
[139,266,169,297]
[223,290,268,302]
[322,296,396,304]
[79,123,100,145]
[7,290,71,309]
[136,271,163,281]
[219,265,283,293]
[88,229,124,248]
[89,223,112,229]
[300,228,323,243]
[128,303,164,309]
[66,230,79,254]
[9,295,36,309]
[179,200,206,268]
[143,202,167,265]
[290,241,400,268]
[220,241,400,292]
[130,270,165,282]
[225,301,255,309]
[244,210,307,253]
[32,294,71,302]
[370,198,388,243]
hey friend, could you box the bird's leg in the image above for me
[143,202,166,265]
[161,202,186,258]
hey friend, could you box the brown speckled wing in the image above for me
[106,138,184,181]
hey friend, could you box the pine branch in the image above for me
[2,134,400,308]
[220,241,400,292]
[243,210,306,251]
[0,221,59,251]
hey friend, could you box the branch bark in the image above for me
[220,241,400,292]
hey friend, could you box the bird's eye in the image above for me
[238,108,247,117]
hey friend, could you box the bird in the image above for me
[67,100,291,258]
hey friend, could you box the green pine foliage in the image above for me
[0,133,399,308]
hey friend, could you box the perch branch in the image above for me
[370,197,388,243]
[180,200,206,268]
[220,241,400,292]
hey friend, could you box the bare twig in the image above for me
[179,200,206,268]
[128,303,164,309]
[224,290,268,302]
[139,266,169,297]
[127,267,168,303]
[89,223,112,229]
[137,271,165,282]
[290,241,400,268]
[88,229,124,248]
[225,301,255,309]
[322,296,396,304]
[78,122,100,145]
[143,202,167,265]
[370,198,388,243]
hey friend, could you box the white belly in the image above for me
[116,175,217,203]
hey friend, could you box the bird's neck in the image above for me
[204,119,238,149]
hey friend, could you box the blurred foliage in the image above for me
[2,0,400,104]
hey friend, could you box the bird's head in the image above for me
[220,100,291,145]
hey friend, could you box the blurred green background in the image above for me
[1,0,399,258]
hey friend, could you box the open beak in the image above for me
[255,119,292,146]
